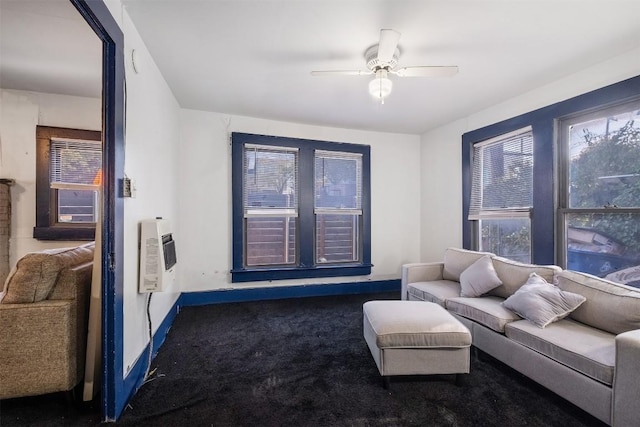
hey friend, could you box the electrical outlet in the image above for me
[122,178,133,197]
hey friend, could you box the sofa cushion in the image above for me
[557,270,640,335]
[407,280,461,306]
[1,243,95,304]
[489,257,562,299]
[502,273,586,328]
[460,255,502,297]
[442,248,493,282]
[505,318,615,385]
[446,296,520,333]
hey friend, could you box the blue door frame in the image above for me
[70,0,125,421]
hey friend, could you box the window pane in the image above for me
[470,129,533,216]
[57,189,97,223]
[245,217,296,266]
[479,218,531,263]
[244,146,297,209]
[315,151,362,210]
[316,214,360,264]
[50,139,102,185]
[565,213,640,287]
[568,108,640,208]
[316,214,359,263]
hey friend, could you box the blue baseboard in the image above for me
[179,279,400,307]
[122,298,180,406]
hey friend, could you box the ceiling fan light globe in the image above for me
[368,75,392,100]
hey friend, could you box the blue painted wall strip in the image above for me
[179,279,400,307]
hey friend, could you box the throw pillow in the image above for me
[503,273,587,328]
[459,255,502,297]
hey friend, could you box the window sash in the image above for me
[469,127,533,219]
[314,150,362,211]
[478,217,532,263]
[243,144,298,211]
[315,213,360,264]
[50,138,102,186]
[560,100,640,210]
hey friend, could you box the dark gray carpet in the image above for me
[0,292,606,426]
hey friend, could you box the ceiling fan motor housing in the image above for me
[365,45,399,71]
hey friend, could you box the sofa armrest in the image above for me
[613,329,640,426]
[401,262,444,300]
[0,300,81,399]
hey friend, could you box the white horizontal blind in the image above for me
[243,144,298,215]
[50,138,102,188]
[469,127,533,219]
[314,150,362,213]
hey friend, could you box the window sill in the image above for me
[33,226,96,241]
[231,263,373,283]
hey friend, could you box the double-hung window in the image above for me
[34,126,102,240]
[469,127,533,262]
[232,133,371,282]
[558,99,640,285]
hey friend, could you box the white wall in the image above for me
[178,110,422,292]
[114,7,182,375]
[0,89,101,266]
[420,47,640,263]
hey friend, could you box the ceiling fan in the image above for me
[311,29,458,104]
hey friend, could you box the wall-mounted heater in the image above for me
[139,218,177,293]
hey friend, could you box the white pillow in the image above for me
[459,255,502,297]
[503,273,586,328]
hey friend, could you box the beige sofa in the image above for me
[402,248,640,427]
[0,243,94,399]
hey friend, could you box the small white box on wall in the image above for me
[139,218,177,293]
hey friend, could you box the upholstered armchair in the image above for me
[0,243,94,399]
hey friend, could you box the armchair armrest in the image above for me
[0,300,82,399]
[613,329,640,426]
[401,262,444,300]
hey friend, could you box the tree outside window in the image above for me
[563,103,640,285]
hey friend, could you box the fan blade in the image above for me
[393,66,459,77]
[377,29,401,64]
[310,70,373,76]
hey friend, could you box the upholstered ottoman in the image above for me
[363,300,471,387]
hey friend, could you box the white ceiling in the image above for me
[0,0,102,98]
[2,1,640,135]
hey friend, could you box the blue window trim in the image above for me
[231,133,372,282]
[462,75,640,265]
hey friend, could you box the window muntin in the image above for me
[232,133,371,282]
[560,100,640,284]
[469,127,533,261]
[34,126,102,240]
